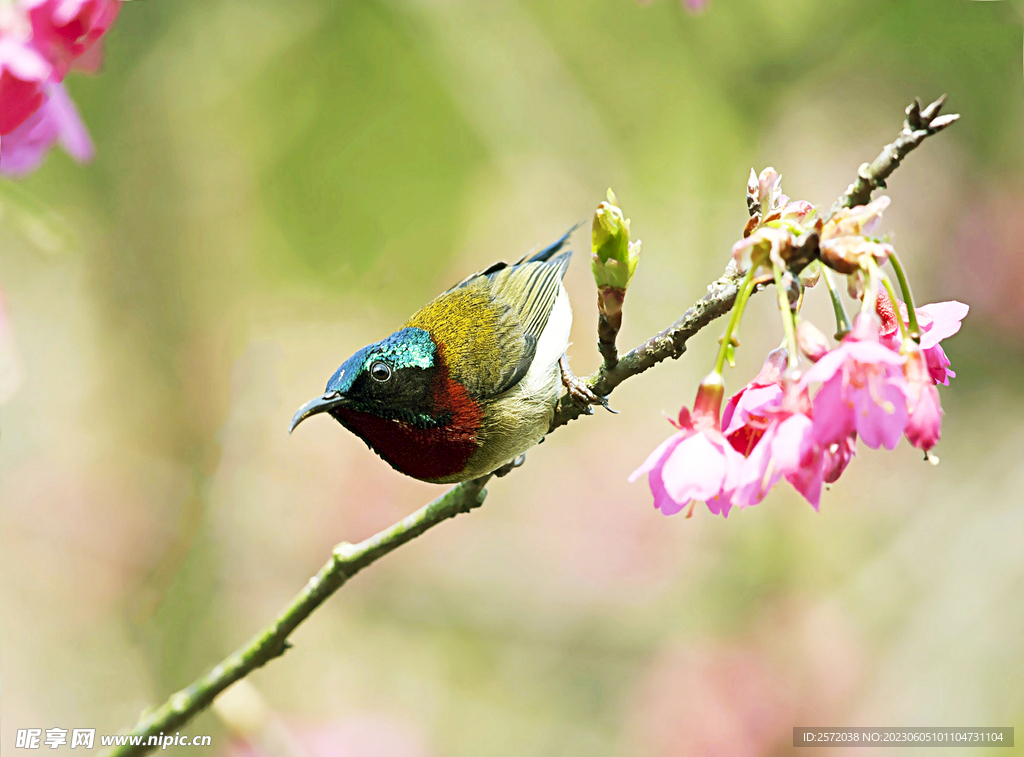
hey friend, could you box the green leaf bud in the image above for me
[591,189,641,292]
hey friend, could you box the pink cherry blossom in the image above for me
[903,348,942,452]
[917,301,969,347]
[630,378,742,518]
[801,314,908,451]
[23,0,120,80]
[916,301,968,385]
[0,81,92,174]
[880,299,968,386]
[722,347,786,455]
[733,410,823,508]
[0,37,52,135]
[718,350,840,509]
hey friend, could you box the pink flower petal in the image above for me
[771,413,814,473]
[802,338,907,387]
[801,347,847,385]
[811,374,855,447]
[786,453,824,510]
[916,301,969,349]
[628,431,684,483]
[0,39,52,135]
[822,435,856,483]
[905,384,942,451]
[853,378,907,450]
[0,83,93,175]
[731,425,779,508]
[923,344,952,386]
[661,432,727,504]
[24,0,120,81]
[722,384,782,436]
[650,466,686,516]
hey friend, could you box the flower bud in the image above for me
[591,188,640,292]
[796,320,830,362]
[798,259,821,288]
[692,371,726,425]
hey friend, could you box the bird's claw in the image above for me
[494,454,527,477]
[559,355,617,413]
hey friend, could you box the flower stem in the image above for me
[773,263,799,370]
[862,260,881,316]
[821,267,852,338]
[887,251,920,341]
[713,266,757,375]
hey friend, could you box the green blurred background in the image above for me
[2,0,1023,754]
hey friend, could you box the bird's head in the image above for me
[289,326,445,434]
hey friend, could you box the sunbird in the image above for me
[289,228,599,483]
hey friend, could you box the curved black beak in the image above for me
[289,391,347,434]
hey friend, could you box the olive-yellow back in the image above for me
[404,252,570,400]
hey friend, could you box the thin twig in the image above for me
[105,96,956,757]
[830,94,959,215]
[596,310,620,368]
[552,261,744,431]
[105,478,490,756]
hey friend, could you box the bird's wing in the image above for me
[442,223,581,294]
[405,228,577,400]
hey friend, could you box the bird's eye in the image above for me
[369,361,392,382]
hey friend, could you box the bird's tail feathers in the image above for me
[520,221,585,265]
[446,223,582,294]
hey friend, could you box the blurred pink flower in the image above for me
[801,314,908,451]
[0,0,115,171]
[682,0,708,13]
[629,378,742,517]
[0,81,92,175]
[0,37,51,135]
[945,189,1024,337]
[225,714,429,757]
[630,643,794,757]
[24,0,119,80]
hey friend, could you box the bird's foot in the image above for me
[559,355,617,413]
[494,454,527,478]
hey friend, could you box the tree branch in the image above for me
[830,94,959,215]
[596,308,620,369]
[104,96,956,757]
[553,261,744,431]
[106,478,490,756]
